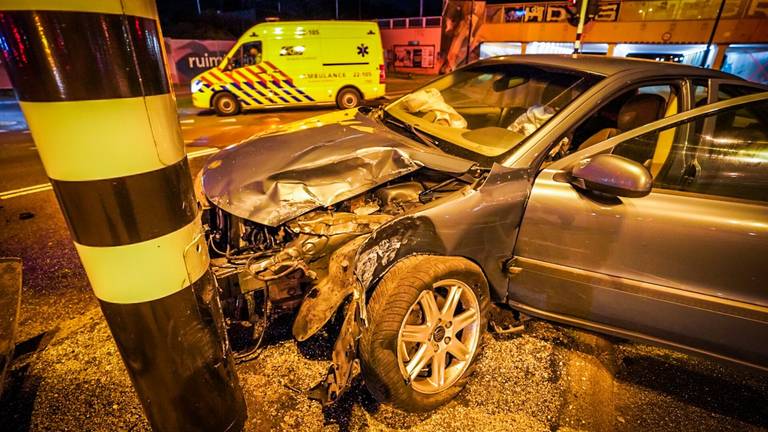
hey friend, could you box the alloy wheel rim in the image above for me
[396,279,481,394]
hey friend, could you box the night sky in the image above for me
[157,0,444,21]
[156,0,446,38]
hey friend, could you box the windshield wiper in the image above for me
[381,114,442,151]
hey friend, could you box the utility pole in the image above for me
[0,2,246,431]
[701,0,726,68]
[573,0,589,54]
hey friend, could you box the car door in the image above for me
[508,94,768,369]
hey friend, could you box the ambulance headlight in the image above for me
[191,79,204,93]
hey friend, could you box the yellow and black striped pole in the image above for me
[0,1,246,430]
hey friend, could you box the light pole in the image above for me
[573,0,589,54]
[701,0,726,68]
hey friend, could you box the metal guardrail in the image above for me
[377,16,442,29]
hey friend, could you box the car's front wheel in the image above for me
[359,255,489,412]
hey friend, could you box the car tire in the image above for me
[213,92,241,116]
[336,87,362,109]
[359,255,490,412]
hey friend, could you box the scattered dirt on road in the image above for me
[3,309,766,432]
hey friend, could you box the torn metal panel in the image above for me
[201,111,474,226]
[292,236,368,341]
[307,299,362,405]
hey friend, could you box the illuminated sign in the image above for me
[504,2,620,23]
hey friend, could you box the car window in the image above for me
[610,98,768,203]
[716,83,762,100]
[567,83,681,155]
[692,79,709,107]
[384,64,601,158]
[230,41,262,68]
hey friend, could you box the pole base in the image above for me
[100,272,246,432]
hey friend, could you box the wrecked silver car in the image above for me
[197,55,768,411]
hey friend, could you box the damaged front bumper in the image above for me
[207,211,389,404]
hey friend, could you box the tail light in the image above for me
[379,64,386,83]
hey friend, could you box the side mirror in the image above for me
[570,154,652,198]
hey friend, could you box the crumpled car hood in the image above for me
[201,109,475,226]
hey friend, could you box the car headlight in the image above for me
[190,79,203,93]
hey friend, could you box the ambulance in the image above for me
[190,21,386,115]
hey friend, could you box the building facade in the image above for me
[379,0,768,83]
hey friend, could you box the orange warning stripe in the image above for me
[237,68,277,103]
[201,63,310,104]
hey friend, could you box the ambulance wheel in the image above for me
[336,87,362,109]
[213,92,240,116]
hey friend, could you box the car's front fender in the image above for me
[291,215,446,342]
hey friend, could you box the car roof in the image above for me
[475,54,740,80]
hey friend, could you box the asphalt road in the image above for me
[1,77,767,431]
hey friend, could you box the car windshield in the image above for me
[384,63,601,158]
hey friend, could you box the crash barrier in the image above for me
[0,258,21,398]
[0,2,246,431]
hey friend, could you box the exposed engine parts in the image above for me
[374,181,423,213]
[208,171,466,288]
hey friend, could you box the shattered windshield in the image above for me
[384,63,601,158]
